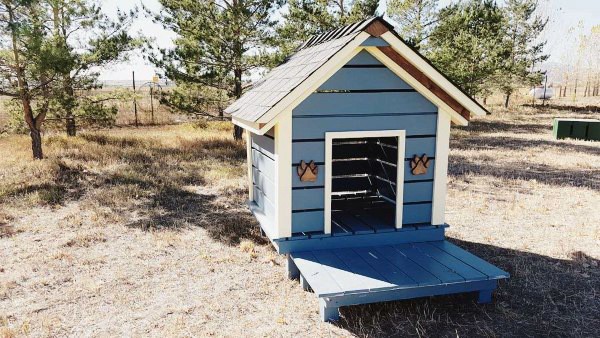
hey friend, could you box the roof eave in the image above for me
[378,31,488,118]
[232,116,264,135]
[253,31,372,129]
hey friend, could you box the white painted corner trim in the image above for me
[431,110,451,225]
[324,130,406,234]
[274,111,292,238]
[246,131,254,202]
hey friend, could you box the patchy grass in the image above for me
[0,104,599,336]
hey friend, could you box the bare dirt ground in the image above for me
[0,102,599,337]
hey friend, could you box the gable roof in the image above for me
[226,17,488,133]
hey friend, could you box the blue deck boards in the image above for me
[290,241,509,321]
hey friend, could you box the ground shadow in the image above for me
[85,138,264,246]
[0,160,87,205]
[335,239,599,337]
[121,179,266,246]
[17,131,264,247]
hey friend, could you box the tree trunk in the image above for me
[63,77,77,136]
[504,93,511,108]
[30,128,43,160]
[54,4,78,137]
[7,4,45,159]
[66,115,76,136]
[233,67,243,141]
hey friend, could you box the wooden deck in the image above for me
[288,240,509,321]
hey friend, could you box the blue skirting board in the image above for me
[288,241,509,322]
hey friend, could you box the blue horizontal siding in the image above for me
[360,36,390,47]
[293,188,325,210]
[293,92,436,116]
[318,68,412,91]
[292,211,324,233]
[403,181,434,203]
[403,203,432,224]
[292,137,436,163]
[346,50,382,65]
[292,114,438,140]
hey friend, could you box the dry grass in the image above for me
[0,103,599,337]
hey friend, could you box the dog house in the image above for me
[226,17,509,322]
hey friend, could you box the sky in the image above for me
[98,0,600,81]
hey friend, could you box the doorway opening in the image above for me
[325,131,406,234]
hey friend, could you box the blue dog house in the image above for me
[226,17,508,322]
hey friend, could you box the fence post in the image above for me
[133,71,139,127]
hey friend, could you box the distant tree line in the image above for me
[1,0,549,158]
[557,24,600,100]
[147,0,380,140]
[150,0,547,140]
[390,0,547,107]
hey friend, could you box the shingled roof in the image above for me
[227,17,488,130]
[225,17,382,122]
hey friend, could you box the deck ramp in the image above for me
[289,240,509,321]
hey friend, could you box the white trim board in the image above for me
[274,111,292,238]
[246,131,254,202]
[431,110,451,225]
[232,116,264,135]
[324,130,406,234]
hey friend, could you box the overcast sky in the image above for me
[98,0,600,81]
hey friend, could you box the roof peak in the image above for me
[298,16,393,51]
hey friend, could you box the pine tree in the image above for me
[498,0,547,108]
[345,0,379,24]
[428,0,508,97]
[387,0,438,50]
[47,0,140,136]
[0,0,58,159]
[272,0,379,63]
[149,0,282,140]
